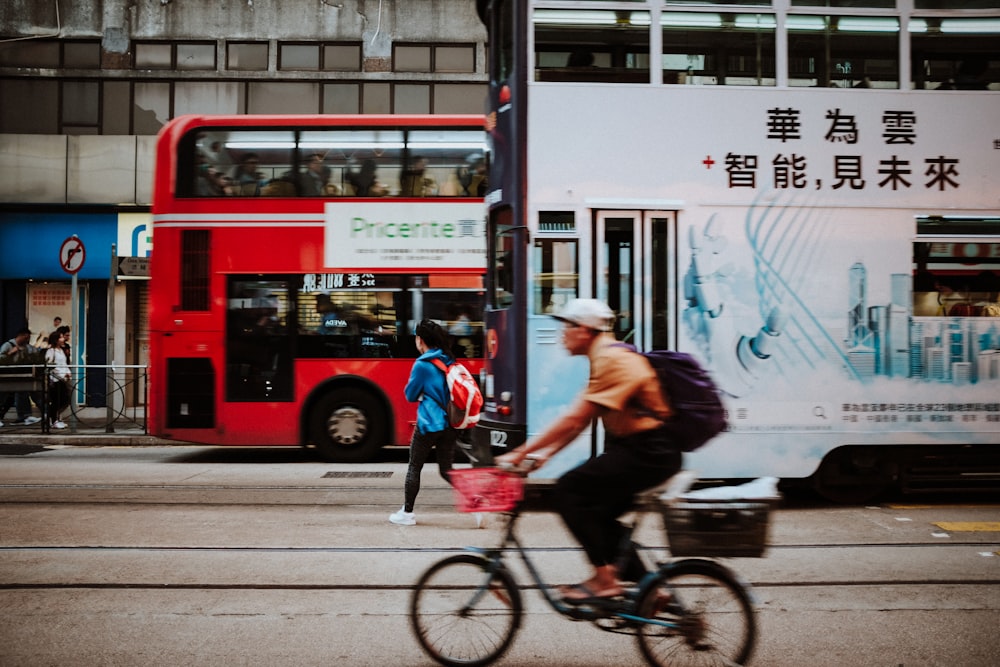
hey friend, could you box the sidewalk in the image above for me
[0,406,175,447]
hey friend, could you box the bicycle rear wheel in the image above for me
[410,553,523,667]
[635,559,756,667]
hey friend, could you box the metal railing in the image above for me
[0,363,148,434]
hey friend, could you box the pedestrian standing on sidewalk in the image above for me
[0,328,42,427]
[45,331,71,429]
[389,319,459,527]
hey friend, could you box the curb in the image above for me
[0,431,183,447]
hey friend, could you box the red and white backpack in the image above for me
[430,358,484,429]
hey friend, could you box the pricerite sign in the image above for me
[324,202,485,270]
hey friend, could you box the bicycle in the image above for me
[409,464,773,667]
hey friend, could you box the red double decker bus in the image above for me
[149,114,487,461]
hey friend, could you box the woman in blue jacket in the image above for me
[390,319,458,526]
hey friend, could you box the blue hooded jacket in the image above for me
[405,347,454,434]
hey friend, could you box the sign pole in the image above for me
[107,244,116,433]
[70,269,78,430]
[59,234,86,432]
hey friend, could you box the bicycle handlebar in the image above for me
[496,457,542,476]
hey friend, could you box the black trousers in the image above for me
[47,380,70,424]
[553,434,681,571]
[402,427,457,513]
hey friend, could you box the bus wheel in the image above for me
[310,388,386,463]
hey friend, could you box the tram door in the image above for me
[594,211,676,352]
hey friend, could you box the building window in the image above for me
[102,81,132,135]
[434,84,487,113]
[247,81,320,114]
[175,82,243,116]
[62,80,100,134]
[135,43,173,69]
[362,82,392,113]
[227,42,268,71]
[0,79,58,132]
[394,44,476,73]
[324,44,362,71]
[134,81,171,134]
[394,84,431,113]
[395,45,432,72]
[323,83,361,113]
[177,43,216,71]
[279,44,320,70]
[64,41,102,69]
[136,42,216,71]
[0,40,59,67]
[436,45,476,73]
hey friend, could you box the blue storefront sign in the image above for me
[0,211,151,280]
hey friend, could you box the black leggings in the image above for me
[47,380,70,424]
[402,427,457,512]
[553,442,681,570]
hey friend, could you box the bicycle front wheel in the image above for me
[410,553,523,667]
[636,559,756,667]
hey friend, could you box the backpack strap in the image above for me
[425,357,451,415]
[610,342,670,424]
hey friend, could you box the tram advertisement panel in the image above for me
[678,206,999,476]
[527,86,1000,478]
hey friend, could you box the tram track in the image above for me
[2,579,997,592]
[3,541,998,592]
[0,541,996,552]
[4,483,997,598]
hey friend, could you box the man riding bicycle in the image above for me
[496,298,682,603]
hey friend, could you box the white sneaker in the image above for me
[389,507,416,526]
[23,416,41,425]
[0,420,4,427]
[52,421,68,429]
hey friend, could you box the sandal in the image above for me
[560,582,624,605]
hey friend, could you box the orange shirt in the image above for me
[582,337,672,437]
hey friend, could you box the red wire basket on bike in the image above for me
[450,467,524,512]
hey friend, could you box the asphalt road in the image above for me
[1,444,998,666]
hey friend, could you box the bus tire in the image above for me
[310,388,386,463]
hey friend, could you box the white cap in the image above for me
[551,298,616,332]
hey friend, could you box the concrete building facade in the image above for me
[0,0,487,400]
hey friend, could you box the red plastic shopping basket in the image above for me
[450,467,524,513]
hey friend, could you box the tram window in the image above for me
[792,0,894,7]
[534,9,650,83]
[422,289,485,359]
[533,238,579,316]
[491,208,516,309]
[787,15,899,88]
[912,241,1000,317]
[910,18,1000,91]
[662,12,777,86]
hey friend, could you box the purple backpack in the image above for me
[616,345,728,452]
